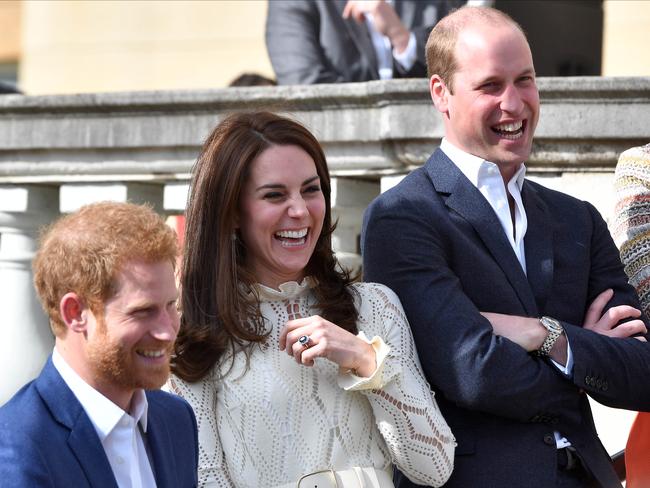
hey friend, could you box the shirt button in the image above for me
[117,456,125,464]
[121,418,129,427]
[543,434,555,445]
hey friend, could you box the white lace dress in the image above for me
[168,279,455,487]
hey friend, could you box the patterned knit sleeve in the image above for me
[166,374,235,488]
[613,143,650,317]
[338,283,455,487]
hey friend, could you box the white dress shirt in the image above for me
[440,139,574,448]
[52,348,157,488]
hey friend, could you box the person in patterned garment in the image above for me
[167,111,455,488]
[612,143,650,488]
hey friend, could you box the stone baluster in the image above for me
[330,177,380,274]
[0,185,59,403]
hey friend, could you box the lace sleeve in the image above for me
[341,284,456,487]
[166,374,235,488]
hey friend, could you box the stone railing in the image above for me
[1,77,649,404]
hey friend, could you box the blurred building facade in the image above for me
[0,0,650,94]
[0,1,20,87]
[1,0,274,94]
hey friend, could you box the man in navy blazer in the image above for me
[363,6,650,488]
[0,202,198,487]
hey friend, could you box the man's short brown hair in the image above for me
[425,6,526,93]
[33,201,178,337]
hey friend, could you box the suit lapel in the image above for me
[426,149,538,315]
[36,358,118,488]
[67,423,118,488]
[334,0,379,78]
[522,181,554,313]
[145,397,175,488]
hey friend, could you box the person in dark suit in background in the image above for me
[266,0,469,85]
[0,202,198,487]
[362,6,650,488]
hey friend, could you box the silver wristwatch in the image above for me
[536,316,563,356]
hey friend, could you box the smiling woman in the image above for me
[168,111,455,487]
[238,144,326,289]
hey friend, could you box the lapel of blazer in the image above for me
[36,357,118,488]
[334,0,379,78]
[425,149,538,315]
[522,181,554,313]
[144,396,176,488]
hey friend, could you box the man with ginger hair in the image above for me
[0,202,198,487]
[363,6,650,488]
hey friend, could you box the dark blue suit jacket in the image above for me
[362,149,650,488]
[0,357,198,487]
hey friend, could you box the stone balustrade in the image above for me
[1,77,649,406]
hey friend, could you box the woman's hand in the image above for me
[279,315,376,377]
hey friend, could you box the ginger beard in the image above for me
[86,315,174,392]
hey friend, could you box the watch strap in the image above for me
[536,316,563,356]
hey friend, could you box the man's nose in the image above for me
[500,84,524,114]
[152,309,179,341]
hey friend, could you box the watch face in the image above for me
[542,317,562,332]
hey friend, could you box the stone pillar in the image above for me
[380,174,407,194]
[331,178,380,275]
[0,185,59,403]
[163,182,190,213]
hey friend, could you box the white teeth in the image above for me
[501,132,522,140]
[275,228,308,239]
[494,121,523,132]
[139,350,164,358]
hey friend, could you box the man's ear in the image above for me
[430,74,449,114]
[60,293,88,333]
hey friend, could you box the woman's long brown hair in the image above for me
[172,111,358,382]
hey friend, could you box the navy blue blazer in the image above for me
[362,148,650,488]
[0,357,198,487]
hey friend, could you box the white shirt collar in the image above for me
[52,347,149,439]
[440,138,526,190]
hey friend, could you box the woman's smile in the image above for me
[238,144,326,289]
